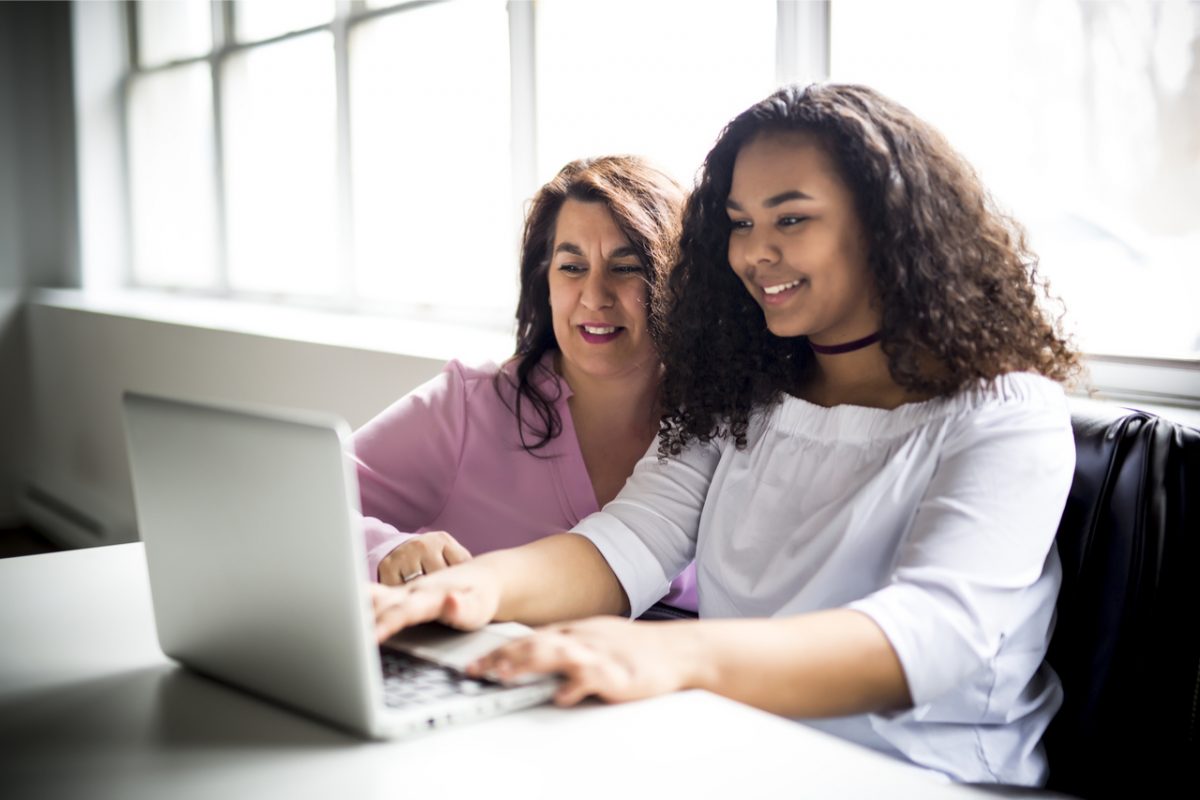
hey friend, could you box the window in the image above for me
[116,0,1200,374]
[120,0,784,324]
[350,0,513,312]
[127,62,218,289]
[829,0,1200,361]
[534,0,776,186]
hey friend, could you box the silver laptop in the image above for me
[122,391,558,739]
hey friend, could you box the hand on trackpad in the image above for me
[383,622,552,685]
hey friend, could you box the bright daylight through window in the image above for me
[832,0,1200,360]
[122,0,1200,362]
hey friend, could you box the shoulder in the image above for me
[941,372,1071,432]
[490,352,569,402]
[440,358,528,402]
[441,358,503,386]
[901,371,1071,432]
[934,372,1074,461]
[953,372,1069,413]
[442,355,572,423]
[435,358,512,415]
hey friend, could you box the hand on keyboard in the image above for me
[370,561,501,642]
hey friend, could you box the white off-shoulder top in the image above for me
[573,372,1075,785]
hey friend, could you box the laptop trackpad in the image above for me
[384,621,541,675]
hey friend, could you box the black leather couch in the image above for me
[1040,404,1200,798]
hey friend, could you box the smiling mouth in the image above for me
[758,278,809,307]
[762,279,804,296]
[578,324,624,343]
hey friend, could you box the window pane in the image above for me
[535,0,777,186]
[222,34,339,295]
[350,0,514,311]
[831,0,1200,359]
[234,0,334,43]
[127,65,219,289]
[136,0,213,67]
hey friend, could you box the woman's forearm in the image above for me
[677,609,912,718]
[481,533,630,624]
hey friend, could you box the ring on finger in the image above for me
[401,567,425,583]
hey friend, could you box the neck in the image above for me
[556,353,661,435]
[813,339,890,386]
[808,330,881,355]
[803,341,911,410]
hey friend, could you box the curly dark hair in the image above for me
[656,83,1080,456]
[498,155,685,453]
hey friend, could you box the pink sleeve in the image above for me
[351,361,469,581]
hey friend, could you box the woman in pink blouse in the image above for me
[352,156,696,614]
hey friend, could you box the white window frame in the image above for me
[71,0,1200,412]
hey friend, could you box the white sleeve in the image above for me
[572,436,722,617]
[847,389,1075,708]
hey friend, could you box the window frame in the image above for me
[116,0,827,308]
[84,0,1198,409]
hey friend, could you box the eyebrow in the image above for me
[553,242,640,260]
[725,189,814,211]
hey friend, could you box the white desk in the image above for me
[0,544,993,799]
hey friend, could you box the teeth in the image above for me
[583,325,617,335]
[763,280,803,296]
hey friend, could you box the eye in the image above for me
[612,263,645,275]
[728,218,752,232]
[778,215,810,228]
[558,262,586,274]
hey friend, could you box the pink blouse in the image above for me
[351,357,697,612]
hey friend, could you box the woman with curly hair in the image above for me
[369,85,1080,785]
[353,155,695,615]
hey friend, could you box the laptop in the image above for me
[122,391,558,739]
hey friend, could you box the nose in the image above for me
[580,269,616,310]
[745,227,780,268]
[731,226,779,279]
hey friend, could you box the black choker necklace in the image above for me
[808,331,881,355]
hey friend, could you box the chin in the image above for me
[764,319,810,339]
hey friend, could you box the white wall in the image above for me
[22,298,499,548]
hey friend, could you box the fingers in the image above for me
[372,583,450,641]
[436,585,494,631]
[377,546,415,586]
[371,571,496,641]
[467,631,629,706]
[441,536,472,567]
[555,647,629,706]
[374,587,489,640]
[377,532,473,585]
[419,532,472,574]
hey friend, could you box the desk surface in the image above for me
[0,544,992,800]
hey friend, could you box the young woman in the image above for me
[353,155,695,614]
[369,85,1080,785]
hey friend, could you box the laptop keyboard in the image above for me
[380,648,510,709]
